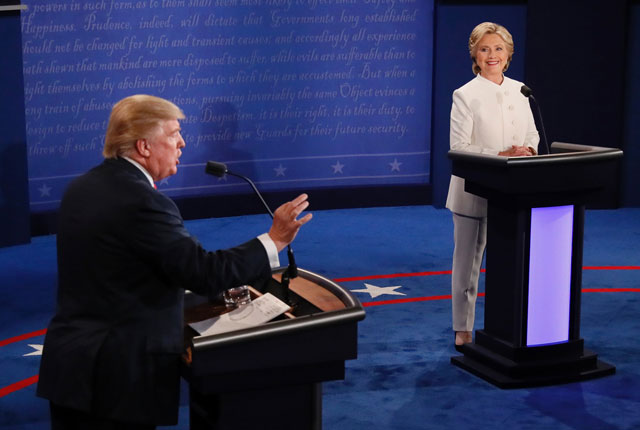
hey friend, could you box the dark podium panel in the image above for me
[182,268,365,429]
[449,142,622,388]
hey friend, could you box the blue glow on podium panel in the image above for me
[527,205,574,347]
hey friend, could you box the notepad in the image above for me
[189,293,290,337]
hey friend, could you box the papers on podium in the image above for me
[189,293,290,337]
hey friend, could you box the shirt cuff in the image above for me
[257,233,280,269]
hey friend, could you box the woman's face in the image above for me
[474,33,509,80]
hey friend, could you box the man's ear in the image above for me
[135,139,151,158]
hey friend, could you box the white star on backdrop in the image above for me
[160,178,170,186]
[389,159,402,172]
[331,161,345,174]
[274,164,287,177]
[24,344,43,356]
[351,283,406,299]
[38,183,51,197]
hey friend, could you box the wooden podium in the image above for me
[449,142,622,388]
[182,268,365,429]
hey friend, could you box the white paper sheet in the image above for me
[189,293,290,337]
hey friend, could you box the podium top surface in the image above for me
[448,142,623,168]
[181,268,366,379]
[183,267,365,351]
[448,143,623,203]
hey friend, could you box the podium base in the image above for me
[451,331,616,388]
[190,382,321,430]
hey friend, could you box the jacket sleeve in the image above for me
[129,191,272,299]
[450,89,498,155]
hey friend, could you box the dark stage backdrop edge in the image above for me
[525,0,628,208]
[0,8,31,246]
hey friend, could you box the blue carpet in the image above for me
[1,206,639,429]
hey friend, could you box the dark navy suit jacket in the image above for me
[37,157,272,425]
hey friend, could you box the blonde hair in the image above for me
[469,22,514,75]
[103,94,185,158]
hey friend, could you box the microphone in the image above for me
[205,161,274,217]
[205,160,298,303]
[204,161,228,177]
[521,85,550,155]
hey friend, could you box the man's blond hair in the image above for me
[103,94,185,158]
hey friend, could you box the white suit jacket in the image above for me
[446,74,539,217]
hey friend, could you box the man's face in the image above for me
[145,119,185,181]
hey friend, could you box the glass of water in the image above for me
[223,285,251,308]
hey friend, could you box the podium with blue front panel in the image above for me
[449,142,622,388]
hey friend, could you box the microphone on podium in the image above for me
[521,85,551,155]
[205,160,298,303]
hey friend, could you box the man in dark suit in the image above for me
[36,94,312,429]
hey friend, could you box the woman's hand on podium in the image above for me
[499,145,536,157]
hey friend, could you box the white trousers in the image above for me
[451,212,487,332]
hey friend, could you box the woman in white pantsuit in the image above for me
[447,22,539,347]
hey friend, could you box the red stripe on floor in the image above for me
[335,266,639,283]
[583,288,640,293]
[335,270,453,283]
[362,287,640,307]
[0,375,38,398]
[363,293,485,307]
[0,328,47,348]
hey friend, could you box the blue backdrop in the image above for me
[21,0,434,212]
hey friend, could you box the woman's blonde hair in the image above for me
[102,94,185,158]
[468,22,514,75]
